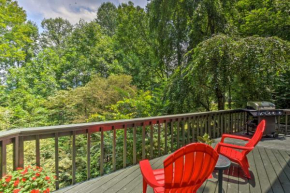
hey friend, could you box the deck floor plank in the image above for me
[253,148,273,193]
[54,147,290,193]
[258,147,284,193]
[265,148,290,192]
[237,167,249,193]
[247,150,261,193]
[226,164,239,193]
[128,155,167,193]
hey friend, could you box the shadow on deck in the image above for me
[55,136,290,193]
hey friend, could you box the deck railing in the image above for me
[0,109,289,190]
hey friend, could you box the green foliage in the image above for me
[97,2,118,36]
[0,166,55,193]
[0,0,38,70]
[197,133,214,146]
[167,35,290,112]
[234,0,290,41]
[47,74,137,124]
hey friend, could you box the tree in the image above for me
[58,20,121,88]
[234,0,290,41]
[40,17,73,49]
[96,2,118,36]
[114,2,159,89]
[167,35,290,112]
[148,0,232,78]
[0,0,38,72]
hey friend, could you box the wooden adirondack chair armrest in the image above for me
[221,134,251,143]
[139,160,163,188]
[217,142,254,151]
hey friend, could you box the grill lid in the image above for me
[246,101,275,110]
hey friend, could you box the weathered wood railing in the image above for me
[0,109,289,190]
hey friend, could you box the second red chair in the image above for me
[215,120,266,179]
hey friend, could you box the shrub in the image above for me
[197,133,214,146]
[0,166,55,193]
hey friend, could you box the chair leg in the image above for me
[143,178,147,193]
[240,161,251,179]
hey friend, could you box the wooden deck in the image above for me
[55,146,290,193]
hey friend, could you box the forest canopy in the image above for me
[0,0,290,130]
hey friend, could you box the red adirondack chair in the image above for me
[139,143,219,193]
[215,119,266,179]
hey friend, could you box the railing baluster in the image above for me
[207,115,211,137]
[18,137,24,168]
[177,119,180,149]
[221,113,224,135]
[187,118,190,144]
[213,114,216,138]
[133,125,136,165]
[164,121,168,154]
[100,129,104,175]
[87,129,91,180]
[123,125,127,168]
[182,119,185,146]
[196,116,200,139]
[192,117,195,142]
[1,140,7,176]
[158,121,161,156]
[13,137,19,170]
[55,133,59,190]
[170,121,173,153]
[285,114,288,136]
[142,123,145,159]
[239,112,241,131]
[217,114,220,137]
[150,123,153,159]
[278,116,281,132]
[230,113,233,133]
[72,131,76,184]
[36,135,40,167]
[113,127,116,170]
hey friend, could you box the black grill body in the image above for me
[243,101,283,137]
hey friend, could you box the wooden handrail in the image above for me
[0,109,288,190]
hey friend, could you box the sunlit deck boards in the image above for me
[55,147,290,193]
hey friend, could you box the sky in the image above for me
[17,0,147,31]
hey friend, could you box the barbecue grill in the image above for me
[243,101,283,137]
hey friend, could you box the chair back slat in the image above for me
[244,120,266,154]
[163,143,219,191]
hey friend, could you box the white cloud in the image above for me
[16,0,147,29]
